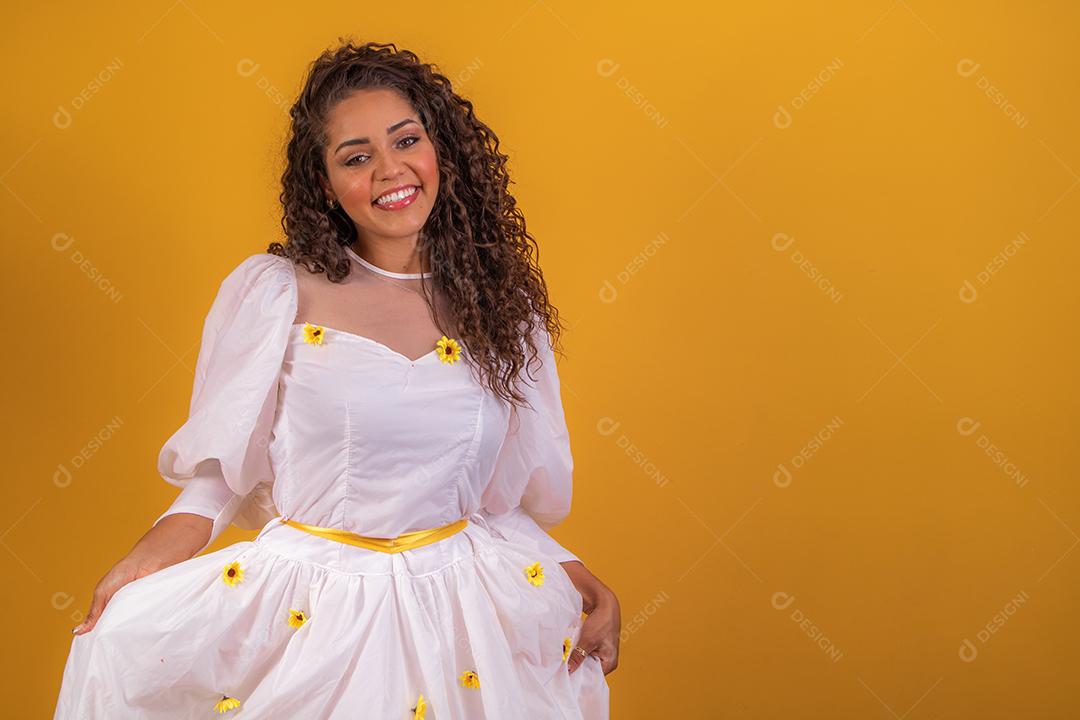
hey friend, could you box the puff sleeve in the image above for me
[152,253,296,553]
[478,322,583,565]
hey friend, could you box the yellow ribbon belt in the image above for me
[280,517,469,553]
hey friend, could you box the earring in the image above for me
[327,197,336,210]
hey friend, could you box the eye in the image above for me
[344,136,420,166]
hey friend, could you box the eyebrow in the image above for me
[334,118,419,153]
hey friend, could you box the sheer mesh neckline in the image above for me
[298,247,452,363]
[344,245,432,280]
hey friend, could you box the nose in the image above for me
[375,153,406,182]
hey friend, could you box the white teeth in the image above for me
[375,186,417,205]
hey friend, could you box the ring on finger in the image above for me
[573,646,590,659]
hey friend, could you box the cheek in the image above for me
[417,146,440,191]
[337,175,373,208]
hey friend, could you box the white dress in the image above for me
[54,250,610,719]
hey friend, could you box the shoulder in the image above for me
[211,252,298,320]
[225,252,296,282]
[219,253,297,294]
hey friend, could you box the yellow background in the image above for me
[4,2,1078,717]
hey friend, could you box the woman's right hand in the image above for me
[71,554,160,635]
[71,513,212,635]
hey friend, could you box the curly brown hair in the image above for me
[267,38,564,409]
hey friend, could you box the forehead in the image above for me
[324,88,420,140]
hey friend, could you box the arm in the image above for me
[71,513,212,635]
[153,459,244,555]
[155,253,294,525]
[562,560,621,676]
[137,512,215,566]
[560,560,616,615]
[75,254,295,634]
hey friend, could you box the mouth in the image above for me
[372,185,420,210]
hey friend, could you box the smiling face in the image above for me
[321,87,440,250]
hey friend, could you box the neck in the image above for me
[349,237,431,276]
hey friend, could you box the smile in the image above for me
[373,186,419,210]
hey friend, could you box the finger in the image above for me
[73,583,119,635]
[567,643,597,675]
[72,590,105,635]
[598,648,618,675]
[568,623,603,674]
[83,588,111,633]
[592,633,620,675]
[567,647,584,674]
[566,641,585,673]
[580,638,617,676]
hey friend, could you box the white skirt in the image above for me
[54,515,609,719]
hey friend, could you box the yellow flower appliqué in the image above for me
[460,670,480,689]
[302,322,325,345]
[287,609,308,628]
[525,561,545,586]
[562,637,573,662]
[436,335,462,364]
[221,561,244,587]
[411,693,428,719]
[213,695,241,713]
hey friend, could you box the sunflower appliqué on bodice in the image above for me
[302,322,325,345]
[213,695,241,714]
[302,322,463,365]
[524,561,545,586]
[436,335,462,364]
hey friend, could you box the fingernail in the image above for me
[71,625,81,634]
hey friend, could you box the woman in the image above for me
[54,40,619,718]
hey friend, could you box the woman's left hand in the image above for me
[560,561,621,675]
